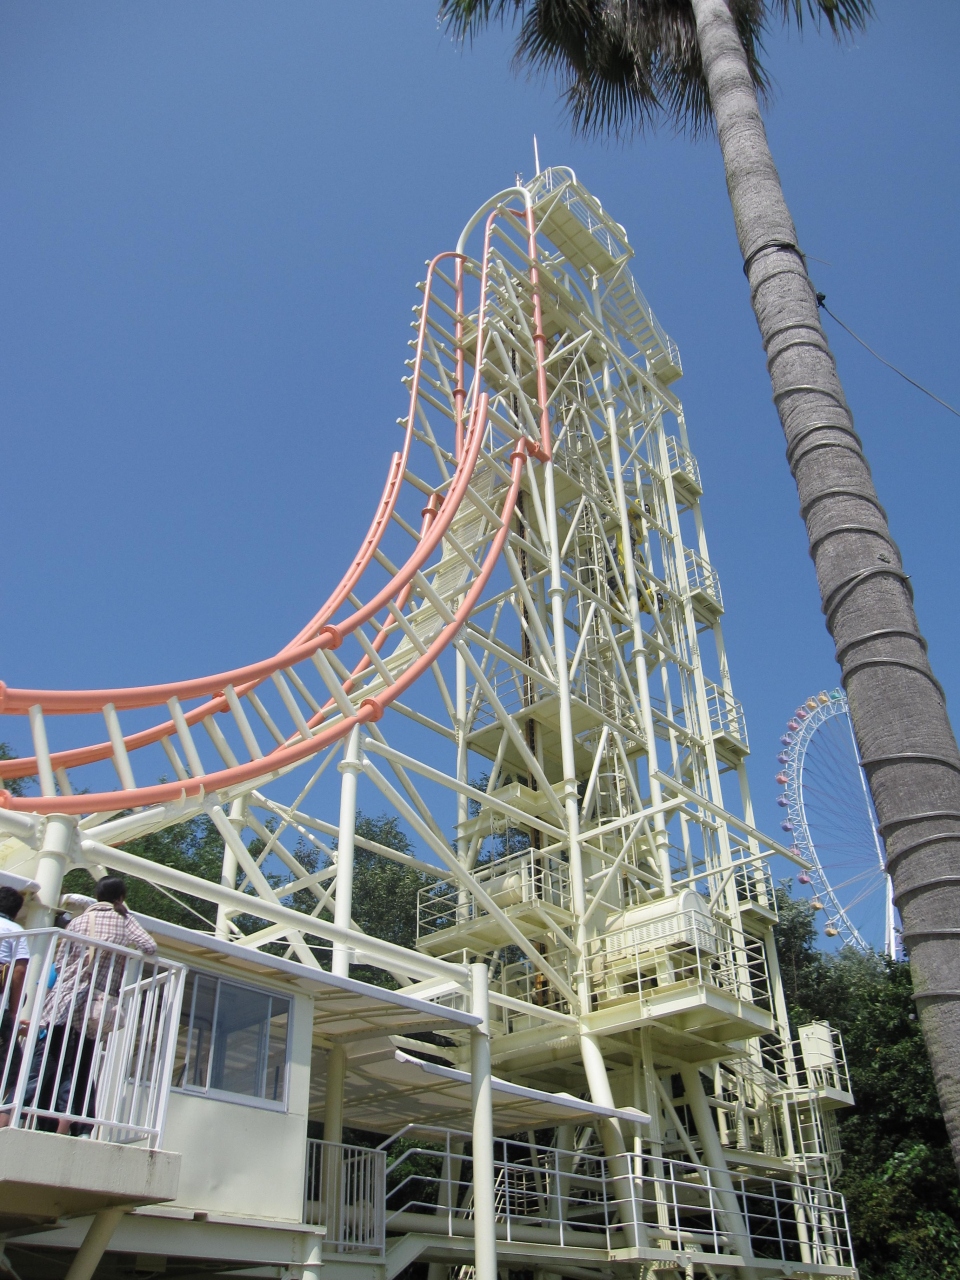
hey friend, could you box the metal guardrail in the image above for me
[418,848,571,939]
[734,860,776,914]
[751,1024,852,1103]
[528,167,630,265]
[704,679,748,749]
[664,436,701,493]
[415,953,573,1030]
[0,928,184,1146]
[589,912,771,1012]
[383,1127,854,1268]
[304,1139,386,1255]
[607,274,683,378]
[793,1023,852,1099]
[683,547,723,612]
[472,662,542,730]
[527,168,682,381]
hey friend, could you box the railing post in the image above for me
[470,962,497,1280]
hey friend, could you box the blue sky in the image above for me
[1,2,957,943]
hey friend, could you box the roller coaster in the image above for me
[0,169,860,1280]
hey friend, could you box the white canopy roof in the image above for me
[310,1037,648,1136]
[140,915,479,1040]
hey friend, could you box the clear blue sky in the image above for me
[1,2,957,898]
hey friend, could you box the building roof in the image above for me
[138,913,479,1040]
[309,1037,649,1136]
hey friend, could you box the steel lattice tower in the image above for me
[0,169,856,1279]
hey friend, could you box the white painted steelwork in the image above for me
[0,170,858,1280]
[384,1129,854,1269]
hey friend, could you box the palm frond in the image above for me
[438,0,871,138]
[772,0,874,38]
[439,0,523,43]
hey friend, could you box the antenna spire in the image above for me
[533,134,541,176]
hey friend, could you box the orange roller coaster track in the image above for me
[0,192,549,817]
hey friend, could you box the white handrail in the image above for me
[0,928,184,1146]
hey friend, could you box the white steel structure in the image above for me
[777,689,897,958]
[0,169,857,1280]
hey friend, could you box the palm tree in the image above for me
[440,0,960,1173]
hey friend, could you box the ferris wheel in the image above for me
[776,688,898,958]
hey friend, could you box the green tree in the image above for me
[775,887,960,1278]
[62,815,224,930]
[336,812,432,987]
[0,742,33,799]
[61,806,428,984]
[441,0,960,1173]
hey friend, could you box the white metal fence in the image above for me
[418,848,571,939]
[734,859,777,915]
[664,435,701,495]
[683,547,723,613]
[0,928,184,1145]
[304,1139,385,1254]
[382,1127,853,1269]
[704,679,748,750]
[588,912,771,1012]
[527,166,630,264]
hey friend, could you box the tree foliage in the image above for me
[774,886,960,1279]
[0,741,33,799]
[62,816,224,930]
[61,808,429,989]
[349,812,425,951]
[439,0,873,137]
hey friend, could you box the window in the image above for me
[173,970,291,1107]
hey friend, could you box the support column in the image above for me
[591,288,670,893]
[543,451,644,1245]
[300,1232,322,1280]
[639,1037,670,1235]
[322,1042,347,1251]
[63,1208,126,1280]
[215,798,245,940]
[26,815,76,928]
[324,1043,347,1146]
[679,1065,758,1279]
[332,728,362,978]
[470,963,497,1280]
[580,1031,645,1248]
[456,651,469,864]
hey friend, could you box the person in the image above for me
[35,876,156,1135]
[0,886,30,1128]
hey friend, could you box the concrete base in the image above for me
[0,1129,180,1230]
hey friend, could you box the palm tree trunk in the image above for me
[690,0,960,1171]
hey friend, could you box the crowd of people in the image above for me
[0,876,156,1134]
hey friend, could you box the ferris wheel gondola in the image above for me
[776,688,898,958]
